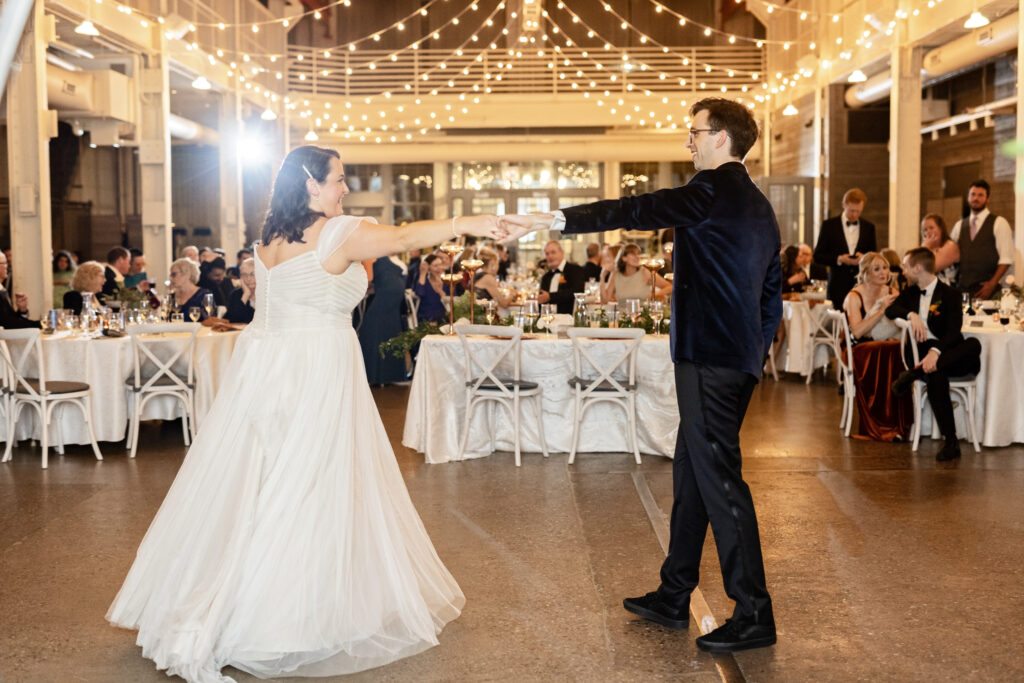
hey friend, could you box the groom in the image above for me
[504,98,782,652]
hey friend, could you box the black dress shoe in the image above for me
[622,592,689,630]
[696,617,776,653]
[936,441,962,462]
[891,370,920,396]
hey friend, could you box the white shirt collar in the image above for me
[920,276,938,299]
[551,259,566,272]
[970,207,990,223]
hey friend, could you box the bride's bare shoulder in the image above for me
[257,219,328,267]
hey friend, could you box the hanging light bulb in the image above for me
[783,104,798,116]
[191,75,212,90]
[261,107,277,121]
[963,11,989,28]
[75,20,100,36]
[304,129,319,141]
[848,69,867,83]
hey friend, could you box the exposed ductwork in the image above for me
[845,12,1018,108]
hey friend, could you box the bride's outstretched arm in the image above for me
[500,213,555,243]
[326,215,507,272]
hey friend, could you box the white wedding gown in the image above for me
[107,216,464,682]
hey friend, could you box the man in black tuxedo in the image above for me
[537,241,585,314]
[0,250,40,329]
[813,188,876,307]
[102,246,131,301]
[504,98,781,653]
[887,247,981,462]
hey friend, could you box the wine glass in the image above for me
[188,306,201,322]
[522,299,539,333]
[625,298,642,325]
[172,312,185,323]
[971,297,985,317]
[483,300,497,324]
[540,303,556,338]
[962,292,972,315]
[649,301,664,335]
[202,292,216,319]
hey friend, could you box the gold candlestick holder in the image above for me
[640,257,666,302]
[439,242,464,334]
[460,259,484,323]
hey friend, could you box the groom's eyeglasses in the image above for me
[688,128,718,141]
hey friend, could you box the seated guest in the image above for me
[473,248,515,308]
[227,248,252,280]
[102,246,131,300]
[0,250,40,329]
[405,248,422,289]
[181,245,200,262]
[604,243,671,303]
[198,257,231,307]
[538,240,585,314]
[887,247,982,461]
[412,254,449,323]
[598,244,623,297]
[844,252,899,343]
[880,248,908,291]
[496,243,511,279]
[920,214,960,286]
[781,244,814,294]
[168,258,213,321]
[198,247,217,263]
[63,261,106,315]
[582,243,603,283]
[225,258,256,324]
[123,249,151,289]
[52,250,76,309]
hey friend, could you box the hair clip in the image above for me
[301,164,315,180]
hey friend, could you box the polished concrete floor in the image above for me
[2,376,1024,682]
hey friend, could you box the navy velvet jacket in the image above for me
[561,161,783,379]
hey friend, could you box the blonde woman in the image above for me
[843,252,899,342]
[63,261,105,315]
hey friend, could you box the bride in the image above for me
[107,145,509,682]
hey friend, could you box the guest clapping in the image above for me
[225,258,256,324]
[538,240,585,313]
[169,258,213,321]
[412,254,449,323]
[843,252,899,342]
[920,214,960,285]
[604,243,671,303]
[63,261,106,315]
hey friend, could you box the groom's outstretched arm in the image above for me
[560,175,715,235]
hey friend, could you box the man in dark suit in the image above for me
[813,188,876,307]
[582,242,603,282]
[504,98,781,653]
[537,241,585,314]
[0,250,40,329]
[102,246,131,301]
[887,247,981,462]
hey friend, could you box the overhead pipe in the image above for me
[845,11,1019,108]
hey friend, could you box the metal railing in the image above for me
[286,45,765,98]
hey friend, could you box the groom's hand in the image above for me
[499,213,556,243]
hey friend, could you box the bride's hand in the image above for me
[457,215,508,241]
[499,213,555,243]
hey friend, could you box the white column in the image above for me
[812,83,824,242]
[432,161,449,219]
[6,0,54,316]
[762,101,772,177]
[888,22,922,254]
[219,90,246,256]
[138,46,173,294]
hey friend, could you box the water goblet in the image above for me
[172,312,185,323]
[649,301,664,334]
[188,306,201,322]
[483,300,497,325]
[522,299,539,333]
[625,298,643,325]
[971,297,985,317]
[962,292,972,315]
[202,292,216,319]
[540,303,556,338]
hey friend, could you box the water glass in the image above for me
[649,301,664,334]
[482,300,496,325]
[523,299,539,332]
[540,303,556,337]
[625,298,643,324]
[172,312,185,323]
[203,292,216,319]
[188,307,201,322]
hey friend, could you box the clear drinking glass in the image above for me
[540,303,556,338]
[202,292,216,319]
[523,299,539,332]
[649,301,664,334]
[625,298,642,325]
[172,312,185,323]
[483,300,496,324]
[962,292,971,315]
[188,306,201,322]
[972,298,985,316]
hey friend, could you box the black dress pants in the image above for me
[658,361,773,624]
[909,337,982,442]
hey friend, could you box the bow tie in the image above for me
[846,221,858,227]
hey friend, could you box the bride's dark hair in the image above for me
[262,145,340,244]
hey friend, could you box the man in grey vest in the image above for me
[950,179,1014,300]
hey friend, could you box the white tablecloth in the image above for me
[777,299,834,376]
[917,324,1024,448]
[402,334,679,463]
[2,327,241,445]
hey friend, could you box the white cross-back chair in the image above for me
[456,324,548,466]
[0,328,102,468]
[567,327,645,465]
[826,309,856,436]
[125,323,201,458]
[404,289,419,329]
[894,318,981,453]
[806,303,839,384]
[765,339,779,381]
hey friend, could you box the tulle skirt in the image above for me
[106,325,464,682]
